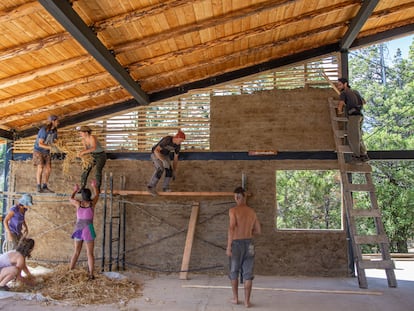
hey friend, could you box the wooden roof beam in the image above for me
[128,1,357,68]
[93,0,205,32]
[113,0,296,53]
[143,22,345,91]
[1,85,126,125]
[355,19,414,42]
[0,32,71,62]
[340,0,379,51]
[0,55,91,89]
[0,72,109,109]
[351,23,414,49]
[18,99,140,138]
[38,0,149,106]
[0,1,42,23]
[149,42,338,102]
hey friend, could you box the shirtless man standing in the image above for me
[226,187,261,308]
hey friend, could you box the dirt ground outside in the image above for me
[0,260,412,310]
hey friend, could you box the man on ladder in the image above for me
[337,78,369,164]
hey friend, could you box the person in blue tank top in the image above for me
[77,126,107,193]
[33,115,59,193]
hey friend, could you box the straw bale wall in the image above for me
[7,88,348,277]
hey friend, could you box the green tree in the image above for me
[276,170,342,230]
[349,39,414,252]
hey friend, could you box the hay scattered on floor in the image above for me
[14,264,142,306]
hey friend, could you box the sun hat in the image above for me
[18,194,33,206]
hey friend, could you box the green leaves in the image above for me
[276,170,342,230]
[349,39,414,252]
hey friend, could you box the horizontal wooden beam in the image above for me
[112,0,295,52]
[2,86,125,124]
[181,285,383,296]
[352,22,414,49]
[0,190,234,198]
[142,22,344,90]
[149,43,339,101]
[0,72,108,110]
[17,99,140,138]
[110,190,234,196]
[129,1,354,69]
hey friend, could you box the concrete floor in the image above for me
[0,260,412,310]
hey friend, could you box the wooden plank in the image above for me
[350,209,381,218]
[181,285,383,296]
[333,116,348,122]
[345,163,372,173]
[334,130,346,138]
[346,184,375,192]
[354,235,389,245]
[179,202,200,280]
[320,70,340,94]
[111,190,234,196]
[337,145,352,153]
[0,55,91,89]
[359,259,395,270]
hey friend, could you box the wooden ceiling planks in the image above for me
[124,0,352,93]
[363,2,414,35]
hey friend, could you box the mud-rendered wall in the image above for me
[7,88,348,277]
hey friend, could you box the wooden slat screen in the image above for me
[12,55,339,153]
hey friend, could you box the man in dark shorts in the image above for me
[147,130,186,196]
[33,115,59,193]
[226,187,261,308]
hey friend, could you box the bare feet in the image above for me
[245,301,251,308]
[230,298,238,305]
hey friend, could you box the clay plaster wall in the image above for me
[7,88,348,277]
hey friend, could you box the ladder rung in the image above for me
[111,238,119,242]
[346,184,375,192]
[354,235,389,244]
[329,101,339,108]
[333,116,348,122]
[337,145,353,153]
[334,130,347,138]
[350,209,382,217]
[345,163,372,172]
[359,259,395,270]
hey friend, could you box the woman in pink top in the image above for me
[69,180,99,280]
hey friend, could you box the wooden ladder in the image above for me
[328,98,397,289]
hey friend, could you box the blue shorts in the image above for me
[229,239,255,281]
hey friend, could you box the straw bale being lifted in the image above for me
[53,132,93,175]
[12,264,142,306]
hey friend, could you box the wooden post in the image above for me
[179,202,200,280]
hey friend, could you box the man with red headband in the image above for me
[147,130,186,196]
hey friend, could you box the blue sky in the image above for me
[385,34,413,60]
